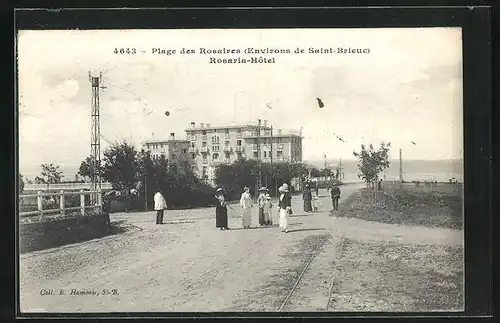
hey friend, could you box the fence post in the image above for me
[80,189,85,216]
[60,190,65,215]
[37,191,43,218]
[97,189,102,212]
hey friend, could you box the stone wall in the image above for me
[19,212,112,254]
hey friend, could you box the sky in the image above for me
[17,28,463,176]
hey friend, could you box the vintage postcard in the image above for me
[17,27,464,313]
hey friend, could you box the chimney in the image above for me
[170,132,175,140]
[190,122,195,128]
[200,123,204,128]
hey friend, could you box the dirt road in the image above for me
[19,183,462,313]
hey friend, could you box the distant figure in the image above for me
[257,187,268,226]
[315,183,319,196]
[278,184,292,233]
[378,179,382,191]
[240,187,252,229]
[215,188,229,230]
[154,190,168,225]
[263,193,273,225]
[312,191,320,212]
[303,185,313,212]
[330,185,341,211]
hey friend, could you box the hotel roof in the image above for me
[184,124,272,131]
[142,139,190,144]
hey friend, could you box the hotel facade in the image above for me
[143,121,302,183]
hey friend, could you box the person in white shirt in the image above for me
[154,190,168,224]
[240,187,252,229]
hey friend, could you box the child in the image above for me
[263,193,273,225]
[312,191,320,212]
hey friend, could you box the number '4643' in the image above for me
[114,48,136,54]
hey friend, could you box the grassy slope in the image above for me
[329,181,464,311]
[335,182,463,230]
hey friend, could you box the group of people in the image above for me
[152,181,341,229]
[302,184,320,212]
[302,183,342,213]
[214,183,293,233]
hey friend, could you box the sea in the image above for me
[307,159,464,183]
[19,159,464,184]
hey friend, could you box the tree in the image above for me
[353,142,391,202]
[214,159,307,198]
[19,173,25,194]
[35,163,63,189]
[321,168,333,178]
[310,167,321,178]
[78,156,103,181]
[101,141,139,190]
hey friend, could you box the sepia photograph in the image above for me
[17,27,464,313]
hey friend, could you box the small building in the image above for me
[142,132,193,166]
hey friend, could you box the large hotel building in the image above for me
[143,121,303,183]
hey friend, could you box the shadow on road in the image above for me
[109,220,140,235]
[286,228,327,233]
[289,213,317,218]
[162,221,197,225]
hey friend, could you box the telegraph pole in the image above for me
[270,125,274,195]
[399,148,403,184]
[89,72,102,204]
[256,119,262,194]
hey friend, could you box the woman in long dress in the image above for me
[303,185,313,212]
[257,187,267,225]
[215,188,229,230]
[279,183,292,233]
[240,187,252,229]
[263,193,273,225]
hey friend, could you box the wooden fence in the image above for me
[23,182,113,191]
[19,189,103,219]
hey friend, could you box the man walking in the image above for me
[330,184,341,211]
[154,189,167,224]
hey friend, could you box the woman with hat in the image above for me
[240,186,252,229]
[215,188,229,230]
[278,183,292,233]
[303,184,313,212]
[263,192,273,225]
[257,187,268,226]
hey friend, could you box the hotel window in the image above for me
[277,150,283,157]
[202,130,206,135]
[225,152,230,160]
[212,145,220,152]
[212,135,220,144]
[171,154,177,159]
[202,142,207,147]
[225,129,230,137]
[213,153,219,161]
[237,140,242,146]
[225,140,230,146]
[264,151,267,158]
[182,149,187,153]
[253,152,258,158]
[191,153,196,159]
[202,166,207,175]
[191,142,195,148]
